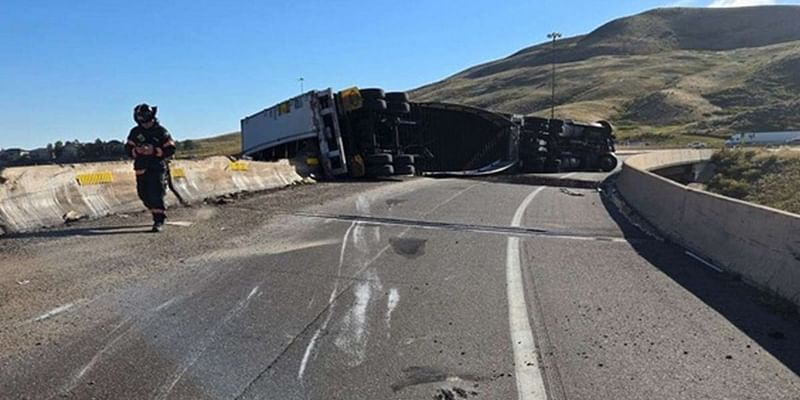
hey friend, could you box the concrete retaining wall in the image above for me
[617,149,800,308]
[0,157,308,234]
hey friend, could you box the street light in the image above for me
[299,77,304,94]
[546,32,562,120]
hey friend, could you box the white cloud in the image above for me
[709,0,776,7]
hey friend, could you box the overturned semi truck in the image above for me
[240,87,617,178]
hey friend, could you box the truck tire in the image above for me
[362,98,387,111]
[366,153,393,166]
[395,164,415,175]
[359,88,385,100]
[387,101,411,114]
[385,92,409,103]
[598,154,618,172]
[394,154,415,166]
[367,164,394,177]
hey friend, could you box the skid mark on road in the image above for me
[154,286,260,400]
[60,316,134,395]
[244,183,483,396]
[298,222,357,380]
[59,295,189,397]
[385,288,400,336]
[334,274,376,366]
[31,303,75,322]
[507,187,548,400]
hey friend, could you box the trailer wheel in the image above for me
[395,164,415,175]
[362,98,387,111]
[366,153,393,166]
[385,92,409,103]
[599,154,618,172]
[359,88,385,100]
[387,101,411,114]
[367,164,394,177]
[394,154,415,166]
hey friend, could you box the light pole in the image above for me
[546,32,561,120]
[299,77,304,94]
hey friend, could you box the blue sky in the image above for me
[1,0,798,149]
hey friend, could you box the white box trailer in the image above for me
[241,89,350,178]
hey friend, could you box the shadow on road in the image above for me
[3,225,153,239]
[600,182,800,375]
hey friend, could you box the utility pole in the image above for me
[299,77,304,94]
[546,32,561,120]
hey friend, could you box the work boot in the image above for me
[151,212,166,233]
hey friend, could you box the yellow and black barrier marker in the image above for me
[170,167,186,179]
[229,160,249,172]
[76,171,114,186]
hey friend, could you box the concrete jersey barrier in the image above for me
[0,157,308,234]
[616,149,800,309]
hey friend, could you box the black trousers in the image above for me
[136,169,167,222]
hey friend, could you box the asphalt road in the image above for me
[1,174,798,399]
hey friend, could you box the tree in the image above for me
[53,141,64,158]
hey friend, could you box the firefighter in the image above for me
[125,103,176,232]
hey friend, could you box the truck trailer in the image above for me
[241,87,617,178]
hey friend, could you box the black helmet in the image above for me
[134,103,157,123]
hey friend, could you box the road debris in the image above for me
[62,210,84,223]
[559,187,585,197]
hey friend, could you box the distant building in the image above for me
[0,148,29,166]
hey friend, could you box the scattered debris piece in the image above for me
[559,188,585,197]
[16,280,30,285]
[165,221,193,227]
[62,210,84,223]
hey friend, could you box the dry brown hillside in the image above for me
[410,6,800,145]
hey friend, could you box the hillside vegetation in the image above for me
[707,149,800,214]
[177,132,240,159]
[410,6,800,145]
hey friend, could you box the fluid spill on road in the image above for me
[389,237,427,259]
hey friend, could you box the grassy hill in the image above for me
[177,131,240,159]
[707,149,800,214]
[410,6,800,146]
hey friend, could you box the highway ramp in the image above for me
[0,175,798,399]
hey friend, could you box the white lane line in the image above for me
[32,303,75,322]
[507,186,548,400]
[685,251,723,273]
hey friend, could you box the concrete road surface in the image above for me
[1,176,798,399]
